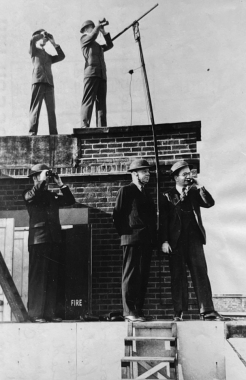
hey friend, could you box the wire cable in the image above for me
[128,66,142,125]
[129,73,133,125]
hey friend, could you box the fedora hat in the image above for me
[170,160,193,176]
[28,164,50,177]
[127,159,151,172]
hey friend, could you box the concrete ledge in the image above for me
[0,320,226,380]
[73,121,201,141]
[0,135,78,168]
[0,123,201,178]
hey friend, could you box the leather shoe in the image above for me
[173,316,183,321]
[200,310,225,321]
[124,315,146,322]
[32,317,47,323]
[173,311,183,321]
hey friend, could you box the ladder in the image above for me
[121,321,181,380]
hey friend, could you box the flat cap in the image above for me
[28,163,50,177]
[127,159,151,172]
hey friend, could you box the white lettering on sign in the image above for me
[71,299,83,306]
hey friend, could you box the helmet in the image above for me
[170,161,193,176]
[127,159,151,172]
[28,163,50,177]
[80,20,95,33]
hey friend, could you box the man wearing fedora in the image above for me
[80,19,113,128]
[29,29,65,135]
[23,164,75,322]
[161,160,222,321]
[113,159,156,322]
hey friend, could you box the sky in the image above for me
[1,0,246,293]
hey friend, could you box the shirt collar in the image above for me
[133,182,145,192]
[176,184,187,195]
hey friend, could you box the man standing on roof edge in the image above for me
[29,29,65,135]
[113,158,156,322]
[160,160,224,321]
[80,19,113,128]
[23,164,75,323]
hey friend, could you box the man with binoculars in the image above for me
[80,18,113,128]
[23,164,75,322]
[29,29,65,135]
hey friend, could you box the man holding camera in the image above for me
[80,19,113,128]
[23,164,75,322]
[161,160,223,321]
[29,29,65,135]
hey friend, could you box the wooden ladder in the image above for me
[121,321,180,380]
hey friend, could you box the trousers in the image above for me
[28,243,61,319]
[29,83,58,135]
[122,245,152,316]
[168,219,214,314]
[81,76,107,128]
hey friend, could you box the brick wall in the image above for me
[0,122,201,319]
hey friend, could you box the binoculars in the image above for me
[186,177,195,184]
[46,170,56,178]
[43,32,53,39]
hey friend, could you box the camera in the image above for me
[43,31,52,39]
[99,18,109,27]
[46,170,56,178]
[186,178,194,184]
[186,169,198,184]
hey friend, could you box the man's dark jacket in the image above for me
[160,186,214,249]
[29,34,65,86]
[113,183,156,246]
[23,181,75,245]
[80,29,113,80]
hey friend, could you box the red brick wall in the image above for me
[0,122,201,319]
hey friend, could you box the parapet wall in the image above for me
[0,122,201,319]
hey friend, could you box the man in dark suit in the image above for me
[80,19,113,128]
[113,159,156,322]
[29,29,65,135]
[23,164,75,322]
[161,160,222,321]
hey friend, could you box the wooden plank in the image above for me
[171,322,177,338]
[13,230,29,306]
[177,363,184,380]
[0,218,14,321]
[0,251,29,322]
[122,356,175,362]
[136,362,168,379]
[138,360,170,379]
[131,322,173,329]
[126,320,133,378]
[125,337,176,341]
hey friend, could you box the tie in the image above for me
[180,187,187,201]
